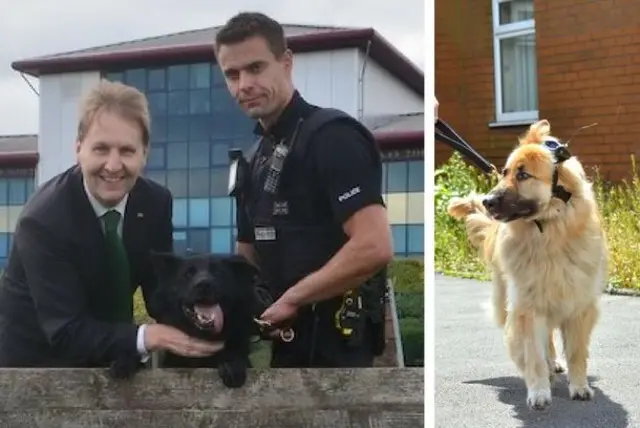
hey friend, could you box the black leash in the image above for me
[434,119,496,176]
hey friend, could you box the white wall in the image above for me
[38,71,101,184]
[291,48,360,117]
[356,50,424,117]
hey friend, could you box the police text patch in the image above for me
[337,186,361,203]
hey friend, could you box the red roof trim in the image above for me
[375,130,424,150]
[0,152,39,168]
[11,28,423,96]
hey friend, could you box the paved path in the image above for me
[435,274,640,428]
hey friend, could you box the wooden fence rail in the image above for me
[0,367,424,427]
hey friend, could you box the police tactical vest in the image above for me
[243,108,383,300]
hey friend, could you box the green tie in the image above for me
[102,210,132,323]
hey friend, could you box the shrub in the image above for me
[399,317,423,366]
[395,292,424,319]
[389,259,424,367]
[389,258,424,293]
[435,151,640,290]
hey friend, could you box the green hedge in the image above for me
[389,258,424,367]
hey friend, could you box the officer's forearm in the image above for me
[283,234,390,306]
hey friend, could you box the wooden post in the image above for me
[0,367,424,427]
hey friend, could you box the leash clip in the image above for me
[253,318,295,343]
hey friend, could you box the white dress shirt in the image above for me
[83,180,149,360]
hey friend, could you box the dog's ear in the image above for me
[223,254,261,285]
[149,250,183,279]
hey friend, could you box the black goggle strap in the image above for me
[542,138,573,203]
[434,119,497,176]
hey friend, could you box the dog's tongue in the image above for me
[194,304,224,333]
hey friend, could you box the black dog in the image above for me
[110,251,264,388]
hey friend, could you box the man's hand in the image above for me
[260,295,299,326]
[259,294,299,339]
[144,324,224,357]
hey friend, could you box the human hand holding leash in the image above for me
[258,296,297,342]
[144,324,224,357]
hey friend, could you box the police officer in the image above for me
[215,12,394,368]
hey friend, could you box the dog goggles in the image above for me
[542,138,572,164]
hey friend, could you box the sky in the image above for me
[0,0,425,136]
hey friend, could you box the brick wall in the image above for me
[435,0,640,181]
[434,0,527,170]
[536,0,640,181]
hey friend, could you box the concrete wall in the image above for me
[0,367,424,427]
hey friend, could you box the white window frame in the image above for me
[491,0,538,125]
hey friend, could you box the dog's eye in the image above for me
[502,168,508,176]
[516,171,531,181]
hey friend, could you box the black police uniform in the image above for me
[235,90,387,368]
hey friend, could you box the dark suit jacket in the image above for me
[0,165,173,367]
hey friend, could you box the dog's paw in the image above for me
[547,360,564,383]
[446,197,473,219]
[551,360,565,373]
[569,384,594,401]
[218,360,248,388]
[109,356,140,380]
[526,386,552,411]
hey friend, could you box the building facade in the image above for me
[5,24,425,268]
[435,0,640,181]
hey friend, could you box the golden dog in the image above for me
[447,119,607,410]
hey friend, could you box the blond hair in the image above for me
[77,79,151,147]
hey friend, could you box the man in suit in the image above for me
[0,80,223,367]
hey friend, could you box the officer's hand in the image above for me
[260,297,298,329]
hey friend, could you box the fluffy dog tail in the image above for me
[447,194,496,255]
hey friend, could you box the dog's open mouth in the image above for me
[184,303,224,333]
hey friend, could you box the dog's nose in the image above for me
[482,195,499,210]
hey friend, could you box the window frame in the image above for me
[491,0,538,125]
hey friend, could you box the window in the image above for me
[382,158,424,257]
[0,174,36,268]
[492,0,538,124]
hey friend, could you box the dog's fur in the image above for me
[447,120,608,410]
[110,252,263,388]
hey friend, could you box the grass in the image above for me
[435,151,640,291]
